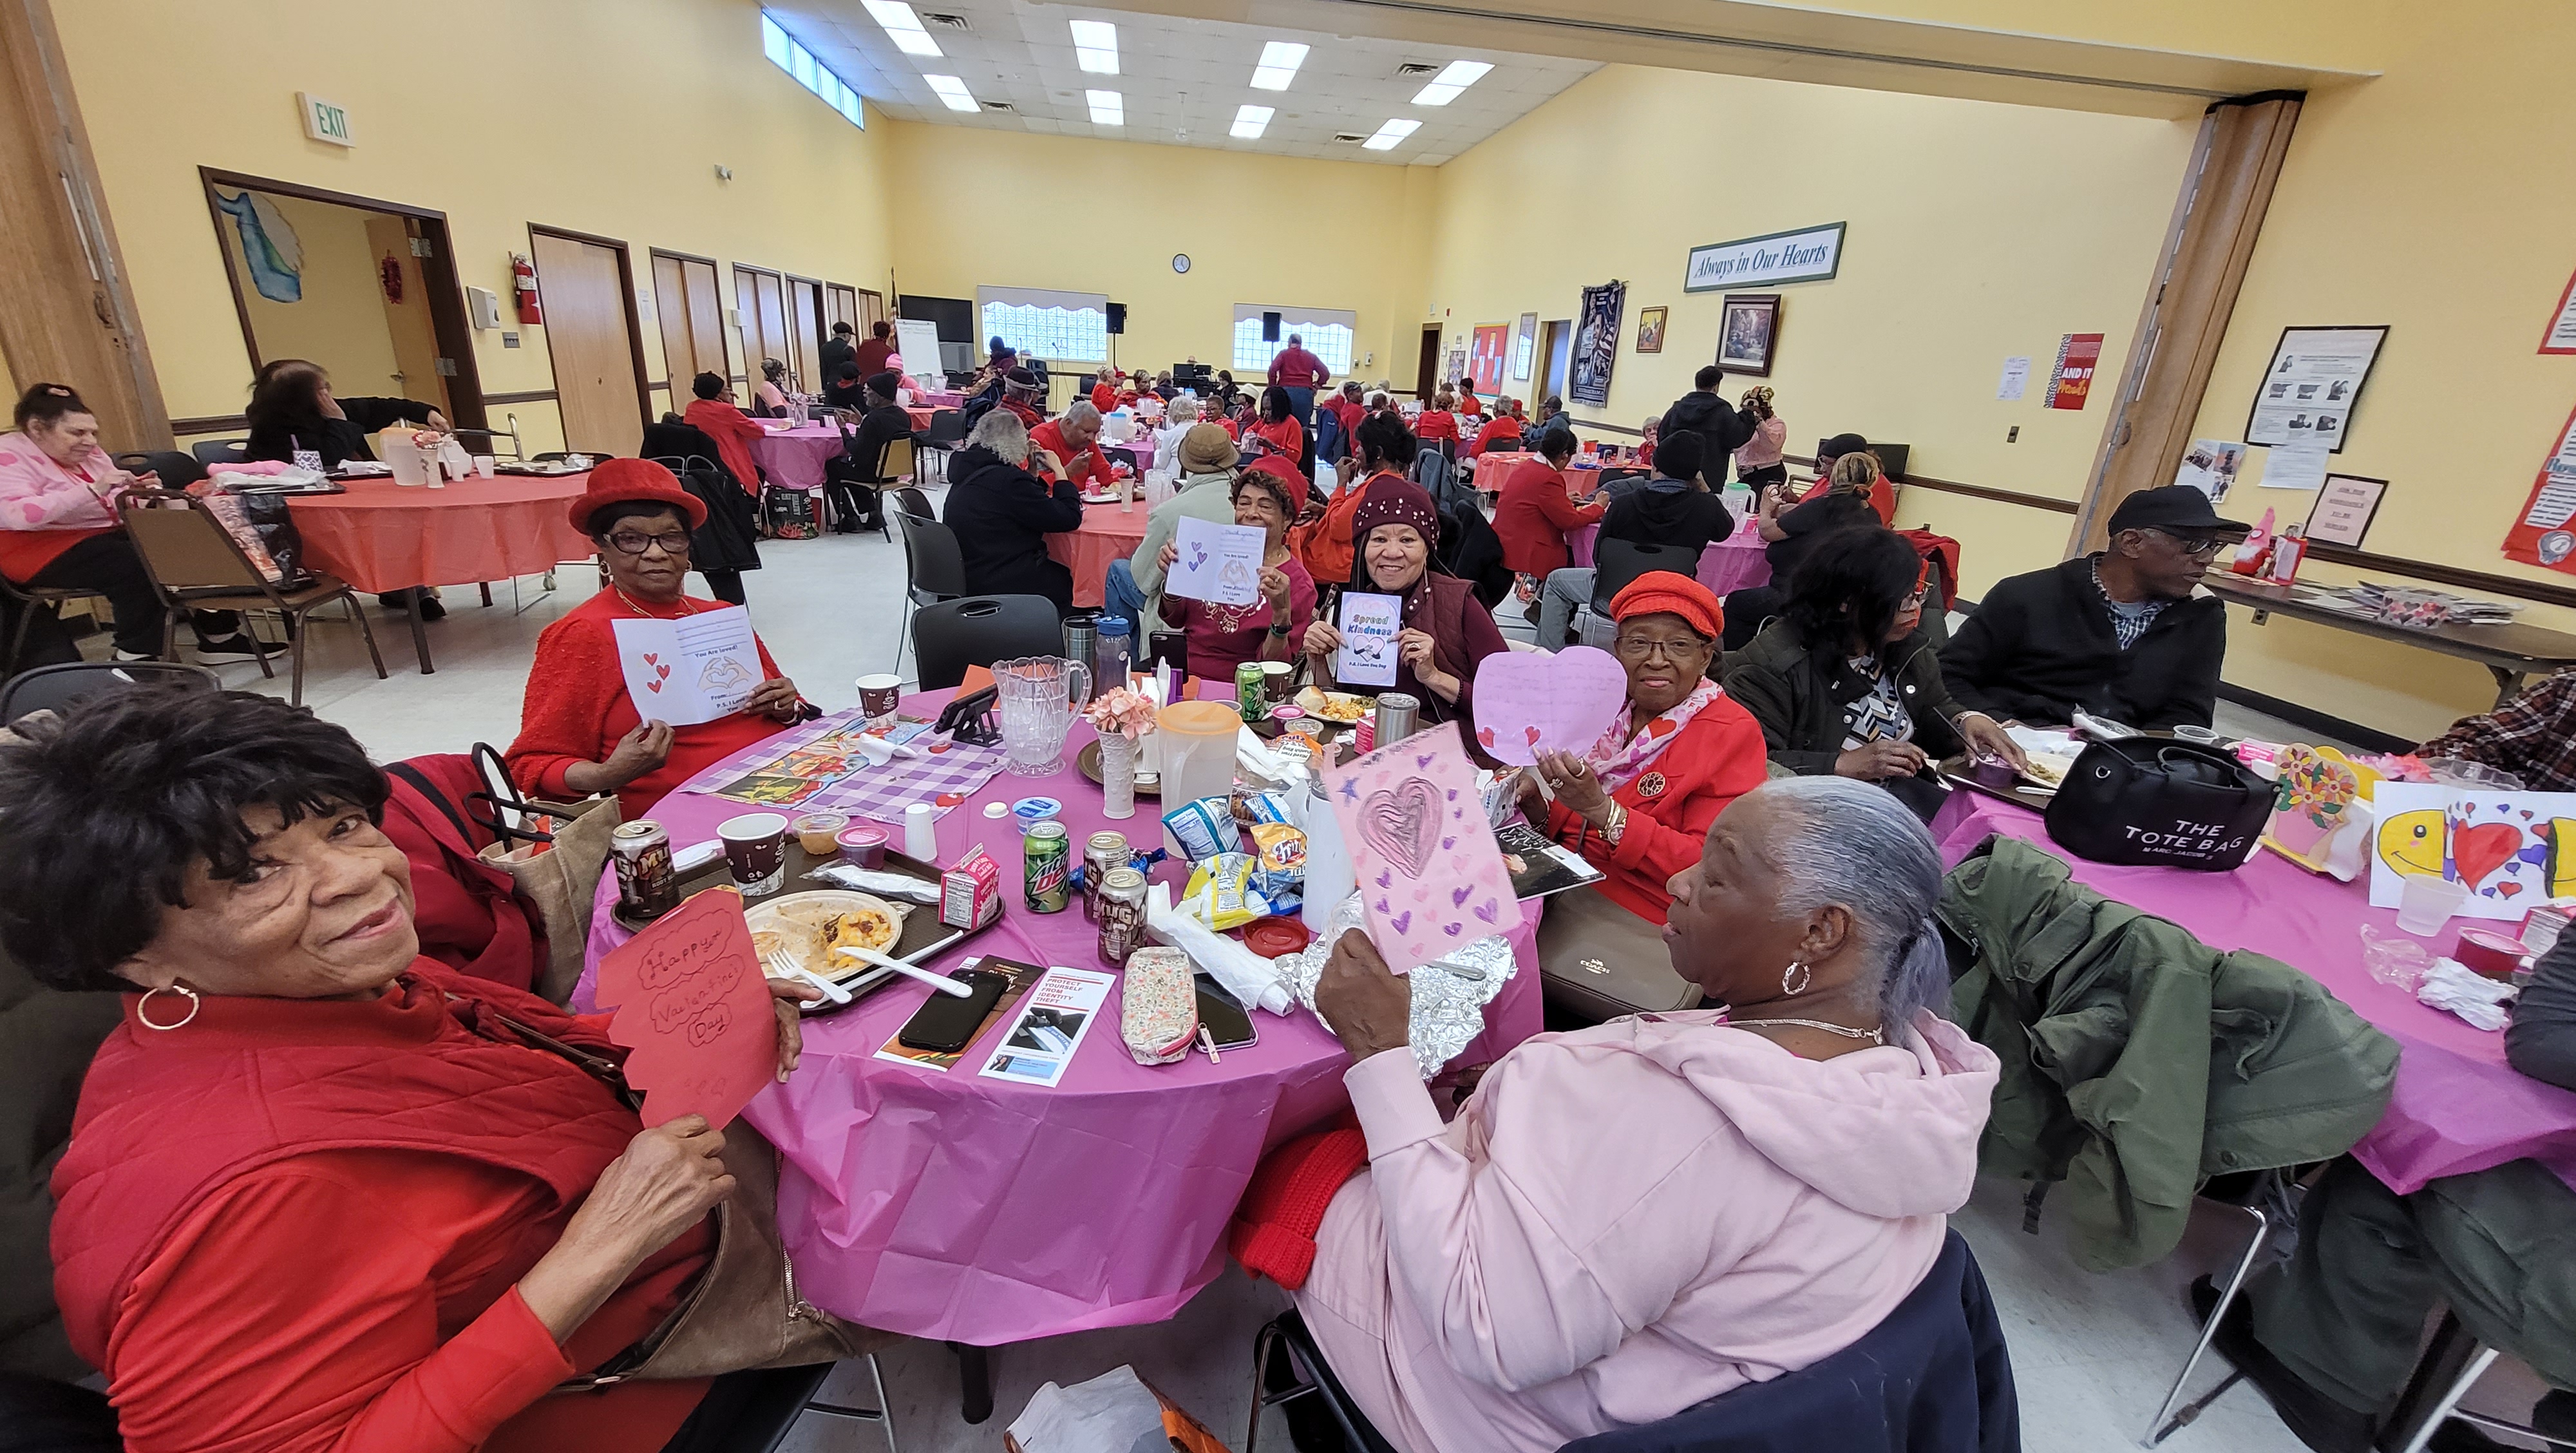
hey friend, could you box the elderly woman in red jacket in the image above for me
[3,685,844,1453]
[1520,571,1770,1020]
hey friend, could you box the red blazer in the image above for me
[1540,693,1770,923]
[1465,416,1522,459]
[1414,410,1459,443]
[681,398,766,495]
[1492,462,1606,576]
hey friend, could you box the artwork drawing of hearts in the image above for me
[1468,647,1628,764]
[2452,821,2521,889]
[1390,910,1412,934]
[645,677,663,693]
[1360,776,1440,878]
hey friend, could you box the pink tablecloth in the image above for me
[1568,519,1772,598]
[580,687,1542,1344]
[285,472,595,593]
[1929,794,2576,1196]
[748,424,844,493]
[1045,502,1152,609]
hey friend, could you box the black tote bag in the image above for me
[2043,737,2269,871]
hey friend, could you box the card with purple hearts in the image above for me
[1326,719,1525,974]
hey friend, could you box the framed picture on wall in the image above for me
[1636,307,1667,354]
[1716,294,1780,376]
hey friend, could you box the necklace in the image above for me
[612,585,697,619]
[1728,1015,1884,1044]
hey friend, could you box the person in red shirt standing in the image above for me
[681,372,768,497]
[1029,401,1117,493]
[852,319,896,380]
[1267,332,1331,430]
[1493,432,1606,581]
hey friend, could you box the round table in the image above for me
[747,423,843,493]
[1045,502,1152,610]
[1568,518,1772,598]
[576,687,1542,1345]
[287,471,595,672]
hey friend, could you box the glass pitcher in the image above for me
[994,656,1091,775]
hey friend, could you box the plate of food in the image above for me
[1293,685,1374,725]
[2018,752,2077,792]
[746,890,909,992]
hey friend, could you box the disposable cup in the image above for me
[717,812,790,896]
[2393,874,2470,936]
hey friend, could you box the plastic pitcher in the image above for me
[994,656,1090,776]
[1157,699,1242,851]
[383,435,437,486]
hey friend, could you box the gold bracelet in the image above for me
[1603,802,1627,846]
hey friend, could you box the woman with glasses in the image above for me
[1726,527,2022,821]
[1517,572,1770,1020]
[506,462,805,819]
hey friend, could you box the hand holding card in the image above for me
[1470,647,1627,765]
[594,888,781,1127]
[1326,721,1524,974]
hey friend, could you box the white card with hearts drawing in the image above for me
[612,605,762,728]
[1468,647,1628,765]
[1326,719,1525,975]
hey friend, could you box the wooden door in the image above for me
[736,267,788,389]
[786,276,823,391]
[681,259,726,383]
[367,214,451,416]
[1415,326,1441,399]
[1539,320,1573,404]
[857,289,887,337]
[826,283,857,334]
[651,252,692,406]
[529,227,644,456]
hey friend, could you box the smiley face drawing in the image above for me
[2375,808,2446,880]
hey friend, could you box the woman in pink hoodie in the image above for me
[1302,775,2000,1453]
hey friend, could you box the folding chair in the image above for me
[119,491,386,707]
[0,574,108,676]
[1,660,220,726]
[891,510,967,679]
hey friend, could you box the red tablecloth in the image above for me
[904,407,936,430]
[1928,793,2576,1196]
[1568,518,1772,598]
[577,686,1543,1344]
[1471,450,1544,497]
[1046,501,1151,609]
[748,424,843,493]
[285,472,596,593]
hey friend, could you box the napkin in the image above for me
[2416,957,2518,1030]
[1236,726,1293,787]
[1145,881,1291,1014]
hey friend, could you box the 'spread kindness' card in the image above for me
[1335,591,1403,689]
[1167,515,1268,607]
[1327,721,1525,974]
[612,604,763,727]
[593,888,779,1128]
[977,965,1115,1087]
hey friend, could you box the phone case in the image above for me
[896,969,1008,1052]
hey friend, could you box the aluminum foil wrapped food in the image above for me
[1271,891,1515,1079]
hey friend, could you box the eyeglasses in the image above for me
[603,529,693,556]
[1613,633,1709,663]
[1900,588,1929,608]
[2145,529,2231,560]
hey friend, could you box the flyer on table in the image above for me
[978,966,1115,1087]
[612,605,762,726]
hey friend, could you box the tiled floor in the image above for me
[129,506,2514,1452]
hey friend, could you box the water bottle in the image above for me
[1094,616,1133,694]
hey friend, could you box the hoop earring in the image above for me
[135,983,200,1032]
[1781,961,1812,996]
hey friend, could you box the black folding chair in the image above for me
[892,509,966,678]
[1,660,220,726]
[909,594,1063,692]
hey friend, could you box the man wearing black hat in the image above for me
[1658,366,1755,466]
[1531,433,1733,645]
[1940,484,2249,729]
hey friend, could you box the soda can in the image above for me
[1024,821,1072,913]
[1097,867,1150,964]
[1236,661,1267,722]
[611,820,679,921]
[1083,830,1129,922]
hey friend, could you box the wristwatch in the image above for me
[1269,622,1292,637]
[1602,802,1628,846]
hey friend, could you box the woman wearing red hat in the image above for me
[1153,455,1317,681]
[1302,469,1508,726]
[1520,570,1770,1020]
[507,461,805,819]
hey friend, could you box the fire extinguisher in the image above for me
[511,252,543,326]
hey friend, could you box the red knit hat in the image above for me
[566,457,706,533]
[1608,569,1723,639]
[1226,1116,1367,1290]
[1238,451,1307,498]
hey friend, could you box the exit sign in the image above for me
[298,92,354,147]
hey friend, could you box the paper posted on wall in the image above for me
[978,965,1115,1087]
[1334,592,1403,689]
[2174,439,2247,500]
[2260,443,2330,492]
[612,604,762,726]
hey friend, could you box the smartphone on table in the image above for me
[1193,972,1258,1052]
[895,967,1009,1053]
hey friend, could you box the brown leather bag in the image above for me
[1534,882,1701,1023]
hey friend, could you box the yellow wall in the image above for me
[885,125,1436,390]
[1413,65,2193,596]
[2184,0,2576,740]
[53,0,897,455]
[218,191,404,403]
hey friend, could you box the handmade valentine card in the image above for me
[2368,782,2576,920]
[1326,719,1525,974]
[594,887,780,1126]
[611,604,761,726]
[1469,646,1628,765]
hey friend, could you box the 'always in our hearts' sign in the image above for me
[1326,720,1523,974]
[1469,647,1628,765]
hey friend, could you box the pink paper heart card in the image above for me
[1469,647,1627,766]
[1326,720,1524,974]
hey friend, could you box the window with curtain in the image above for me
[977,285,1111,363]
[1231,305,1357,377]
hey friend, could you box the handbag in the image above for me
[196,490,314,587]
[2042,736,2270,871]
[1535,882,1700,1021]
[464,744,621,1005]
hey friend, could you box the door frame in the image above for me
[1415,325,1441,399]
[734,263,786,387]
[526,221,651,445]
[199,167,488,433]
[647,246,723,407]
[786,271,826,391]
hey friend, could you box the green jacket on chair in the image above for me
[1938,835,2400,1270]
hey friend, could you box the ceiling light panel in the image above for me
[1250,40,1307,91]
[1086,89,1123,126]
[1230,104,1273,138]
[1068,19,1118,75]
[924,73,979,111]
[860,0,942,56]
[1413,60,1493,106]
[1361,117,1420,151]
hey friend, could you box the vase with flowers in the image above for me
[1082,687,1157,819]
